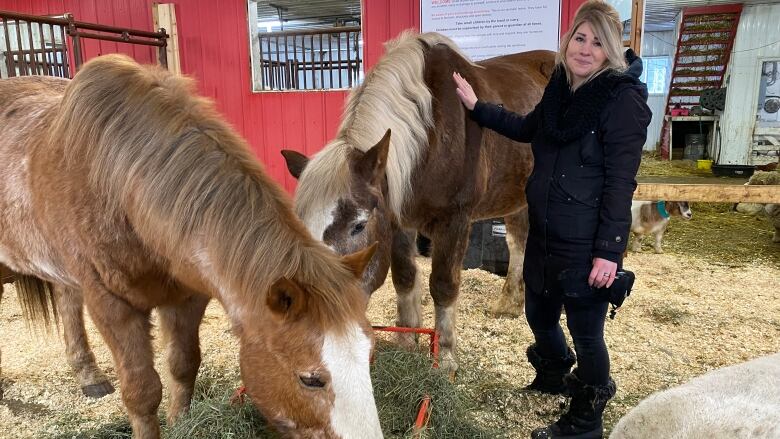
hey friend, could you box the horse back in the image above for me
[0,76,68,108]
[474,50,555,114]
[414,44,552,223]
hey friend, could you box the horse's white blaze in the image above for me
[323,322,382,439]
[304,202,337,242]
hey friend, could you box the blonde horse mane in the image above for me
[295,31,476,221]
[49,54,362,327]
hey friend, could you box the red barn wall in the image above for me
[1,0,586,191]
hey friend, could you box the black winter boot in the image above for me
[524,344,577,395]
[530,369,616,439]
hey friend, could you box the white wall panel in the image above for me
[720,3,780,164]
[642,30,676,150]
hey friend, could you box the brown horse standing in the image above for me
[0,55,382,438]
[283,31,553,373]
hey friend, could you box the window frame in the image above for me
[247,0,364,93]
[640,55,672,96]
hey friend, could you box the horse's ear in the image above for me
[267,277,308,319]
[281,149,309,179]
[355,129,391,187]
[342,242,378,278]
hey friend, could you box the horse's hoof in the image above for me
[439,355,459,378]
[490,301,522,317]
[81,381,116,398]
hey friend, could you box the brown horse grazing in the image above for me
[0,267,115,399]
[282,31,553,373]
[0,56,382,439]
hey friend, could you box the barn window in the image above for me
[247,0,363,92]
[640,56,672,96]
[0,15,69,79]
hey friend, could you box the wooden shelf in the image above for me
[664,115,719,122]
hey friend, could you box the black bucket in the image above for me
[463,219,509,276]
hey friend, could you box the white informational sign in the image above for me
[420,0,561,61]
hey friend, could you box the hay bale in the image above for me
[747,170,780,186]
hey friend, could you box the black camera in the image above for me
[555,268,635,319]
[599,270,635,319]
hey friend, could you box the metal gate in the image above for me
[0,10,168,79]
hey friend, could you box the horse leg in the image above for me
[83,282,161,439]
[53,285,115,398]
[158,293,209,424]
[429,217,471,376]
[492,209,528,316]
[391,228,423,349]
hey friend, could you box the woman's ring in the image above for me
[602,273,609,277]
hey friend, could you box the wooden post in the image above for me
[152,3,181,74]
[630,0,644,55]
[634,183,780,203]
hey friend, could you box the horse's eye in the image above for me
[299,373,326,389]
[350,221,366,236]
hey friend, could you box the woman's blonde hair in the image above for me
[557,0,627,89]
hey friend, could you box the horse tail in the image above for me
[13,275,59,330]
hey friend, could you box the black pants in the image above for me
[525,287,610,386]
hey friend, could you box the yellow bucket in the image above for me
[697,159,713,170]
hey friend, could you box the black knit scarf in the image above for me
[540,65,635,144]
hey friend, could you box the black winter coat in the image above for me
[471,53,652,296]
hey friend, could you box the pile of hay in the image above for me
[42,341,488,439]
[637,153,712,178]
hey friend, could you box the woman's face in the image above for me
[565,21,607,88]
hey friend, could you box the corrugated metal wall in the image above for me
[643,30,677,150]
[0,0,585,190]
[719,3,780,165]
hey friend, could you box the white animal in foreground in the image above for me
[610,352,780,439]
[629,201,692,253]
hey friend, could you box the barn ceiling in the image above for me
[644,0,780,31]
[255,0,361,31]
[252,0,780,33]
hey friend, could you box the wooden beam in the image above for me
[629,0,644,55]
[635,183,780,203]
[153,3,181,74]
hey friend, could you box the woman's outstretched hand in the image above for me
[453,72,478,111]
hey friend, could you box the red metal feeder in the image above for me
[371,325,440,435]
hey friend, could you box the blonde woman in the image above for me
[454,1,651,438]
